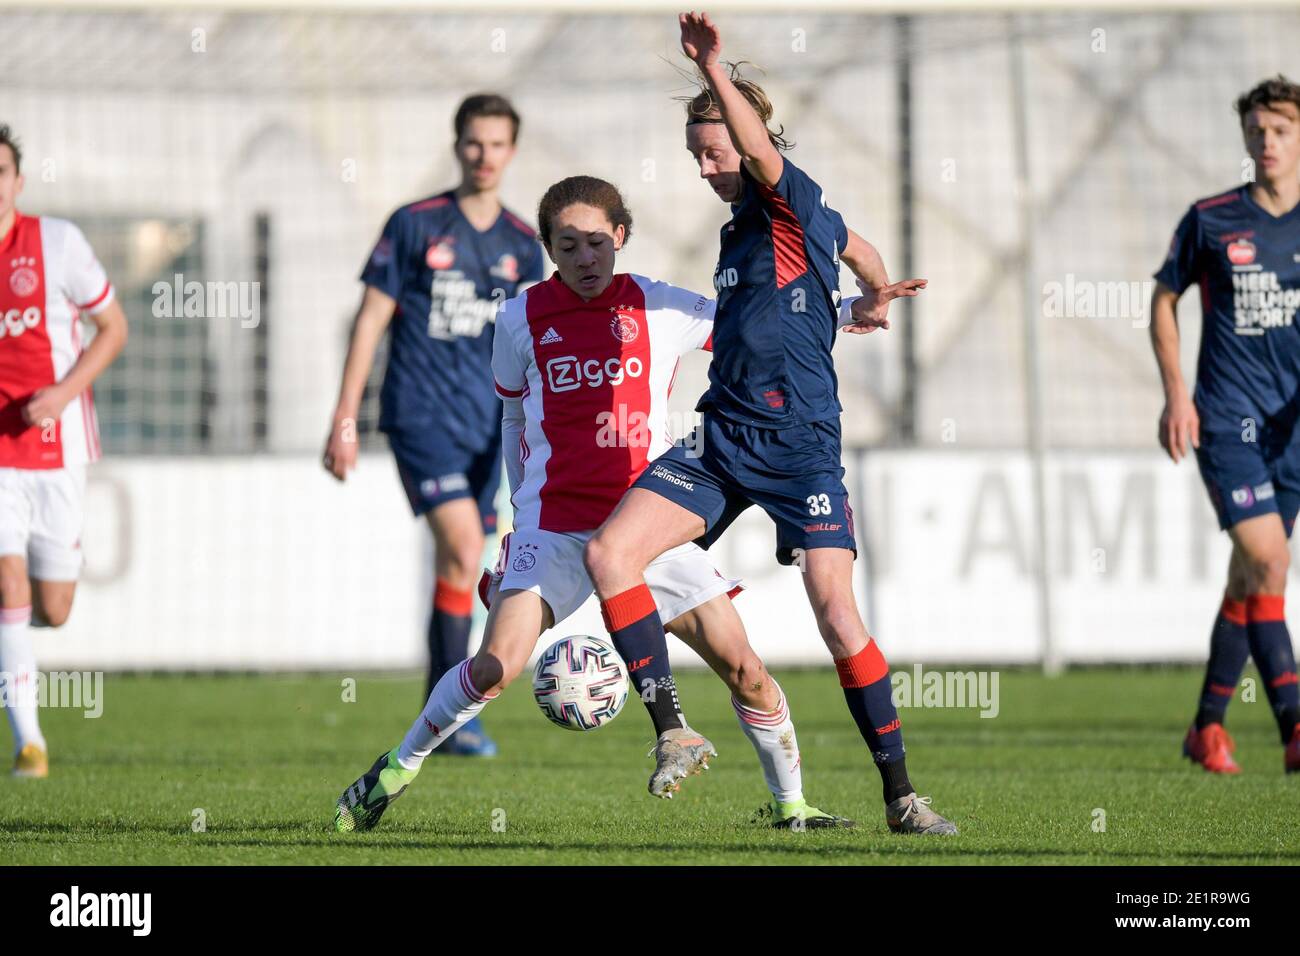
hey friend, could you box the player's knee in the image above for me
[582,532,619,584]
[444,546,482,587]
[1247,549,1290,592]
[469,652,520,697]
[729,655,769,697]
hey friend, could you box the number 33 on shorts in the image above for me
[806,493,833,516]
[767,480,857,565]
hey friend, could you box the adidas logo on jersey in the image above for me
[539,327,563,344]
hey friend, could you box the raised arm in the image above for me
[680,11,783,186]
[1150,281,1198,462]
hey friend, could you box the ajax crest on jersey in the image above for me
[532,635,629,731]
[9,257,39,297]
[610,311,639,343]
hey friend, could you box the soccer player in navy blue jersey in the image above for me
[1151,76,1300,775]
[583,12,956,834]
[324,94,544,756]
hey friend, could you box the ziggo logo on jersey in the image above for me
[545,355,644,392]
[0,307,42,338]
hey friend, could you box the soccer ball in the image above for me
[532,635,629,731]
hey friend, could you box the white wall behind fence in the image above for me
[39,450,1250,670]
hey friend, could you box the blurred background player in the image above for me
[1151,75,1300,774]
[334,177,852,831]
[0,124,128,778]
[323,94,544,757]
[583,12,956,835]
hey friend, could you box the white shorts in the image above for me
[0,466,86,581]
[488,527,740,626]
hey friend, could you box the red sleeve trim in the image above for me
[495,380,524,399]
[78,280,112,312]
[1195,191,1240,211]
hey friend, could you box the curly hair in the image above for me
[536,175,633,247]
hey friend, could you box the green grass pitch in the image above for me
[2,667,1297,865]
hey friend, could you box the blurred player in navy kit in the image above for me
[1151,76,1300,774]
[324,94,544,756]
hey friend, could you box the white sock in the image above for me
[732,683,803,804]
[395,659,496,770]
[0,605,43,756]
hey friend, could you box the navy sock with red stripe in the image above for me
[836,641,912,803]
[600,584,685,737]
[1195,595,1250,729]
[427,579,473,701]
[1245,594,1300,743]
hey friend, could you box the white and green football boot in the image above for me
[755,798,857,830]
[334,750,418,833]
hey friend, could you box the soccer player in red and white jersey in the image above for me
[0,125,128,778]
[335,176,865,831]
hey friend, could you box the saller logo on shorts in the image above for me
[546,355,644,392]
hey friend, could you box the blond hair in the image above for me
[678,61,792,152]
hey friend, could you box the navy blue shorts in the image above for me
[632,414,856,565]
[387,430,501,533]
[1195,425,1300,537]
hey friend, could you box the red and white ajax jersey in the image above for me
[0,212,112,468]
[492,272,714,532]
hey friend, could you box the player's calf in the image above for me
[32,581,75,629]
[1190,593,1249,737]
[0,556,31,608]
[0,558,45,770]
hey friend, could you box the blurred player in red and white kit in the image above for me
[0,125,128,778]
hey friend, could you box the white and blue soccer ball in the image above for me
[532,635,629,731]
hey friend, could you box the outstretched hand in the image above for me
[842,277,927,334]
[680,10,722,68]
